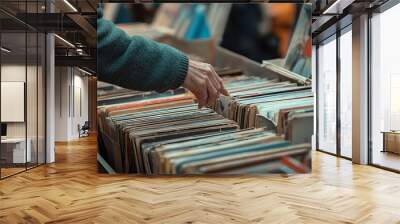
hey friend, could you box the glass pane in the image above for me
[371,4,400,171]
[318,37,337,154]
[0,1,46,178]
[26,1,39,169]
[1,30,27,177]
[27,31,38,169]
[340,29,352,158]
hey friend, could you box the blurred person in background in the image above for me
[265,4,299,57]
[221,3,299,62]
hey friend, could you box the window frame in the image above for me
[314,21,353,160]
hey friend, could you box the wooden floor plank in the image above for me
[0,135,400,224]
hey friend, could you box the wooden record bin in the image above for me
[154,35,313,140]
[97,34,313,174]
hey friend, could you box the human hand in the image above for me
[182,59,229,108]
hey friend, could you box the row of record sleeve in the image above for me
[97,67,313,175]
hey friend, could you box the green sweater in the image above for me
[97,7,189,92]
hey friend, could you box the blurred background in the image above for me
[102,3,303,63]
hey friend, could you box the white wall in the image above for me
[1,65,28,138]
[70,73,89,139]
[1,65,26,81]
[54,67,89,141]
[54,67,69,141]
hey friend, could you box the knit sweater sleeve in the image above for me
[97,7,189,92]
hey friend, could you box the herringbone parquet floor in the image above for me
[1,135,400,224]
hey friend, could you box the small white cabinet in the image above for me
[1,138,32,164]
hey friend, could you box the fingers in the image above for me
[206,78,218,107]
[216,72,229,96]
[219,81,229,96]
[195,75,217,109]
[216,75,228,96]
[207,64,230,96]
[207,64,229,96]
[184,59,230,109]
[197,75,208,109]
[206,65,222,92]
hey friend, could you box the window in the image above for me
[370,3,400,171]
[317,36,337,154]
[339,28,352,158]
